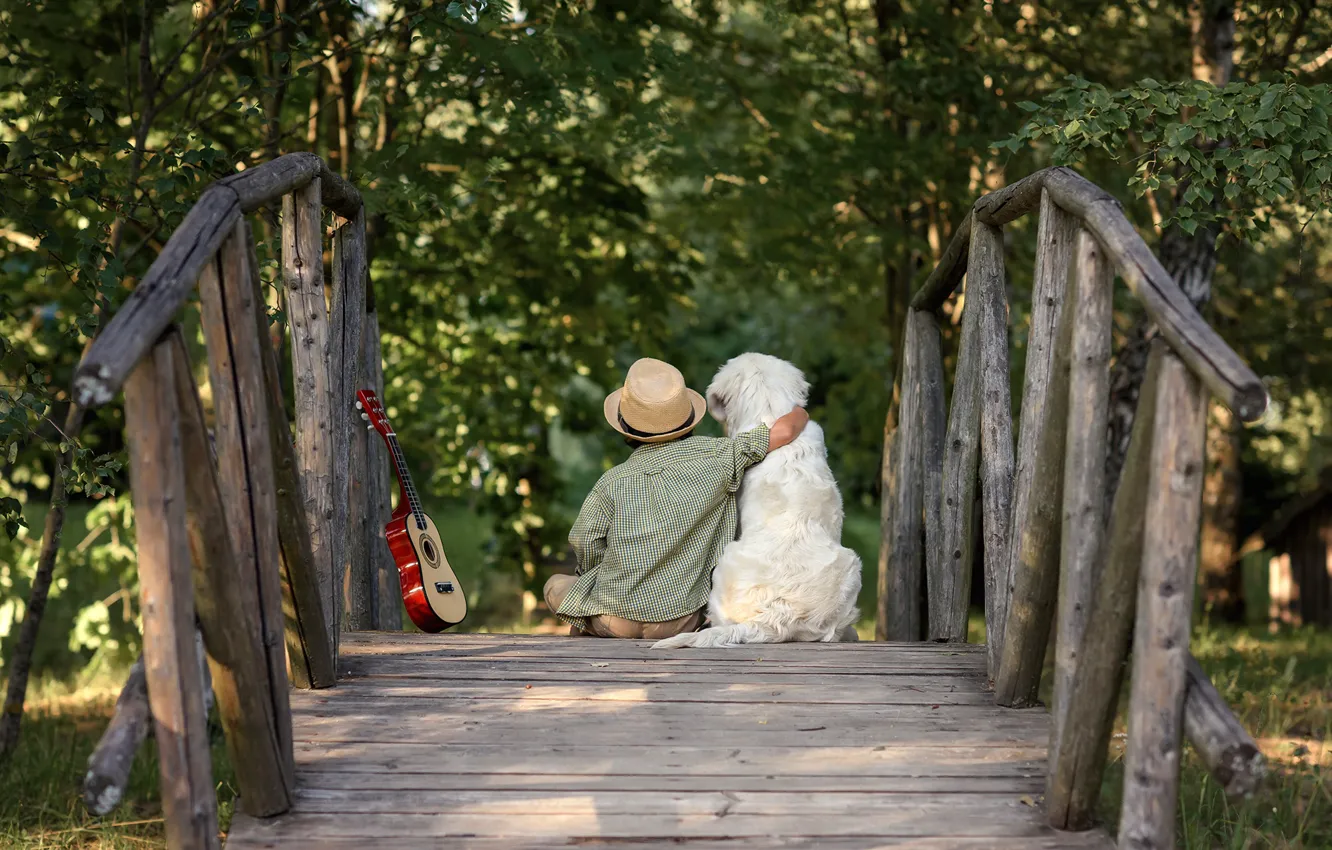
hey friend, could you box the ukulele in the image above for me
[356,389,467,633]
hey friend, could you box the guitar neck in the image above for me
[378,429,424,520]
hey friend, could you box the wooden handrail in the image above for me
[72,153,361,410]
[888,167,1269,847]
[910,167,1268,422]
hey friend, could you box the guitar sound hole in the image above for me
[422,538,438,566]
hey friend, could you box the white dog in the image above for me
[653,354,861,648]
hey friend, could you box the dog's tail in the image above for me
[652,622,774,650]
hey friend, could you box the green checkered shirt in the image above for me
[557,427,771,628]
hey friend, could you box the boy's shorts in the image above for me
[543,574,703,639]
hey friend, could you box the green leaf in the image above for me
[86,106,104,122]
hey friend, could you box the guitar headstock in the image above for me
[356,389,393,438]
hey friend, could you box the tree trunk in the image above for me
[1104,1,1235,507]
[1199,400,1244,620]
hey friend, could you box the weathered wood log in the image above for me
[1048,230,1114,770]
[217,154,320,214]
[1119,349,1208,850]
[282,180,340,660]
[1038,168,1264,422]
[1183,655,1266,800]
[82,656,149,816]
[197,222,295,788]
[916,308,946,642]
[83,633,213,816]
[73,188,241,408]
[244,227,336,689]
[122,336,219,850]
[1046,341,1165,830]
[973,220,1015,667]
[215,152,361,219]
[1001,191,1077,677]
[72,154,363,410]
[362,301,402,630]
[906,168,1265,423]
[330,209,370,631]
[909,214,972,313]
[994,277,1075,707]
[168,325,292,816]
[932,253,983,643]
[883,309,925,641]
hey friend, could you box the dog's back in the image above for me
[653,354,861,649]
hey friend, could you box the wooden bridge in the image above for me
[73,154,1268,849]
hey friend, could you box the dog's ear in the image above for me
[707,390,728,431]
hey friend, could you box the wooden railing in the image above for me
[883,166,1267,845]
[71,153,398,846]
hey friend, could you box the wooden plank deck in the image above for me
[226,632,1113,849]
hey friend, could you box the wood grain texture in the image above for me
[1183,655,1266,799]
[1118,350,1208,850]
[933,235,983,642]
[282,180,339,660]
[169,326,291,816]
[225,633,1112,849]
[883,309,924,640]
[197,222,294,783]
[330,209,369,631]
[361,304,401,629]
[1001,191,1077,677]
[1048,229,1113,772]
[81,656,150,815]
[243,227,336,689]
[906,168,1264,423]
[994,274,1075,708]
[917,309,947,641]
[972,220,1016,670]
[1046,343,1165,830]
[122,338,219,850]
[73,187,240,407]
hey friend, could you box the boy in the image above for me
[544,357,809,639]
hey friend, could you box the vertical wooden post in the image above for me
[196,221,294,785]
[1001,190,1077,676]
[1047,342,1166,829]
[932,226,983,643]
[123,337,219,850]
[246,232,336,688]
[883,310,924,640]
[1048,230,1113,771]
[917,308,946,640]
[331,209,370,630]
[168,330,292,816]
[994,273,1075,707]
[282,179,339,659]
[1119,350,1208,849]
[973,220,1016,659]
[362,294,402,629]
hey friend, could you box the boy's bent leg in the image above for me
[641,609,705,641]
[543,574,589,636]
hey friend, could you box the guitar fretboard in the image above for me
[384,431,427,530]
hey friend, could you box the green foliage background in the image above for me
[2,0,1332,673]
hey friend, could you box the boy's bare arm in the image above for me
[768,407,810,451]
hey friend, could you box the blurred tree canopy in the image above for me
[2,0,1331,672]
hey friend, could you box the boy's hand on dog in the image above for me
[768,406,809,451]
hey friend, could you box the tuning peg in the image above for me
[361,412,370,421]
[355,400,363,410]
[368,424,375,431]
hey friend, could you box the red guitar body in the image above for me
[358,389,467,633]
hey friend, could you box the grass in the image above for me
[0,674,237,849]
[3,624,1326,848]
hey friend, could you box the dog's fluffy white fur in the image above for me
[653,353,861,649]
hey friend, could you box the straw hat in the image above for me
[603,358,707,443]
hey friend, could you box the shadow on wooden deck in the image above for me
[225,632,1113,849]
